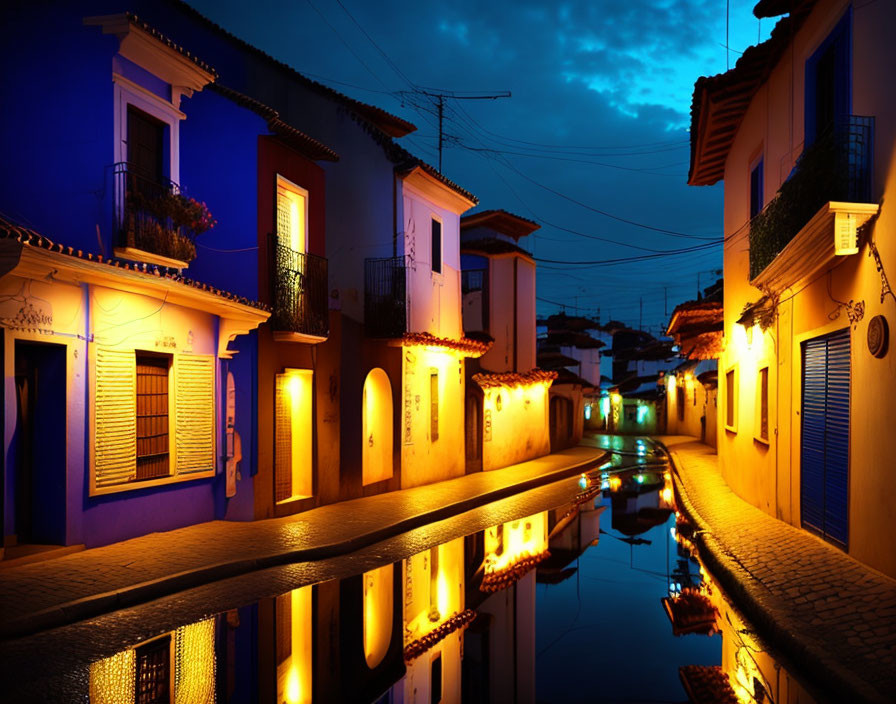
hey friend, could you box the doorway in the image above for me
[11,341,67,546]
[800,329,850,548]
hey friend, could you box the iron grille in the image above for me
[271,234,329,338]
[113,162,196,262]
[364,256,408,338]
[749,115,874,280]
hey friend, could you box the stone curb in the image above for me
[0,448,608,642]
[659,441,887,704]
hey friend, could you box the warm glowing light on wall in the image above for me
[608,476,622,491]
[363,564,393,669]
[278,587,312,704]
[362,368,393,486]
[667,374,676,390]
[662,487,673,503]
[483,513,548,575]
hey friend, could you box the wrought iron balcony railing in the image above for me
[271,235,329,339]
[114,162,206,263]
[749,116,873,280]
[364,256,407,338]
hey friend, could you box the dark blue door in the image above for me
[800,329,850,547]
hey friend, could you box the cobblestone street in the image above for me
[0,445,606,641]
[660,435,896,704]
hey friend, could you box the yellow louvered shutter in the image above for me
[275,373,293,502]
[175,355,216,474]
[95,347,137,487]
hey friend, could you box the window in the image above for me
[275,369,314,502]
[430,370,439,441]
[128,106,165,186]
[93,348,216,493]
[430,652,443,704]
[431,218,442,274]
[135,634,171,704]
[725,368,737,431]
[136,354,170,480]
[805,9,851,145]
[757,367,769,442]
[750,158,764,219]
[276,175,308,254]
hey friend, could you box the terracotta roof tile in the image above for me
[0,214,268,311]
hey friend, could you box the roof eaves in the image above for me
[166,0,416,137]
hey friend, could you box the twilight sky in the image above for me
[187,0,773,334]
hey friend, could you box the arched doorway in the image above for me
[362,368,393,486]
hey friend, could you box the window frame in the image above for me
[113,73,181,184]
[725,366,738,433]
[274,368,315,504]
[430,216,443,275]
[90,348,217,496]
[755,366,770,444]
[749,155,764,220]
[275,174,310,254]
[135,352,173,480]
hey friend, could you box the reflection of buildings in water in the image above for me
[391,536,466,704]
[670,517,818,704]
[463,512,548,704]
[537,498,605,584]
[89,618,216,704]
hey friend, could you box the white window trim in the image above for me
[113,73,183,184]
[430,214,444,280]
[754,365,771,445]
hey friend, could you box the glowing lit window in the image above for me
[276,587,313,704]
[277,175,308,254]
[362,368,394,486]
[275,369,314,502]
[363,564,393,669]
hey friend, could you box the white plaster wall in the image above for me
[402,185,461,339]
[516,258,536,371]
[481,384,551,471]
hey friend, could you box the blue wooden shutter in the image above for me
[800,329,850,547]
[800,338,827,535]
[823,330,850,546]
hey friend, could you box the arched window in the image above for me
[363,564,393,668]
[362,369,393,486]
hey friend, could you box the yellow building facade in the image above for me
[690,0,896,577]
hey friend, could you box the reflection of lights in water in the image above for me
[437,568,450,620]
[669,526,677,540]
[663,470,671,481]
[600,479,610,490]
[662,487,673,503]
[599,462,612,470]
[637,405,649,423]
[608,476,622,491]
[579,474,589,490]
[584,404,592,420]
[635,474,646,484]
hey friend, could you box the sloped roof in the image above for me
[208,84,339,162]
[0,214,267,311]
[120,12,218,77]
[460,237,532,258]
[168,0,416,137]
[688,1,817,186]
[546,330,605,350]
[460,209,540,239]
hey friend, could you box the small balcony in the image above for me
[114,162,213,268]
[364,256,407,338]
[461,267,489,333]
[271,235,329,342]
[749,116,874,283]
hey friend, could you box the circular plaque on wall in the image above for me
[867,315,888,358]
